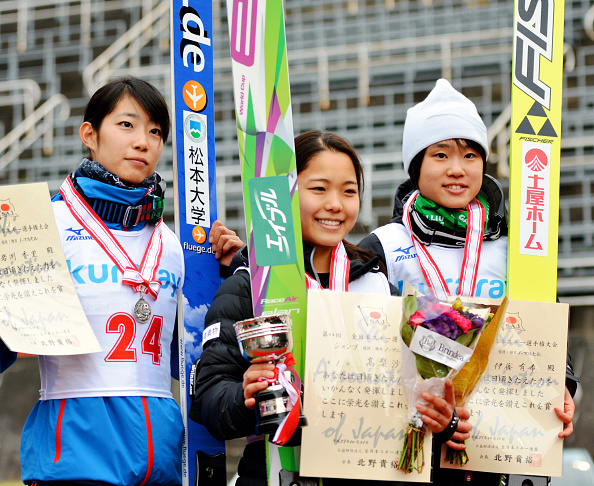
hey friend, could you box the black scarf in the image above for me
[391,174,507,248]
[76,158,165,196]
[65,158,166,228]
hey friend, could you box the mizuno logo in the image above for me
[392,245,417,263]
[394,245,415,255]
[65,227,93,241]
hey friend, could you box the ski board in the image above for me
[506,0,565,483]
[508,0,565,302]
[170,1,226,485]
[226,0,309,484]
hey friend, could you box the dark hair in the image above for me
[407,138,487,190]
[83,76,170,143]
[294,130,386,274]
[295,130,364,198]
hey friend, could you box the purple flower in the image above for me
[422,315,463,340]
[469,314,485,330]
[413,295,486,341]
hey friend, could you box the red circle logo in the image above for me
[0,204,9,211]
[524,148,548,171]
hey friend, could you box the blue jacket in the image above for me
[1,174,183,485]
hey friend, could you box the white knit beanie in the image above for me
[402,79,489,174]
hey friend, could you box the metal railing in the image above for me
[0,0,139,52]
[81,0,169,95]
[585,4,594,41]
[0,79,42,123]
[0,0,593,306]
[0,94,71,173]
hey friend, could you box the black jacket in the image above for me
[190,243,399,486]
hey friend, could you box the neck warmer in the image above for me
[409,192,489,247]
[52,158,166,231]
[77,158,160,191]
[391,175,507,248]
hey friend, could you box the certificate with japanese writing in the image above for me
[300,289,432,482]
[440,300,568,477]
[0,183,101,355]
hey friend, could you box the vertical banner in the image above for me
[226,0,307,396]
[508,0,565,302]
[226,0,309,483]
[170,1,224,485]
[506,0,566,481]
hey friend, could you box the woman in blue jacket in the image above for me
[1,76,239,486]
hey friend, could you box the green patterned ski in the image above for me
[226,1,309,484]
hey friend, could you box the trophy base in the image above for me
[256,414,309,437]
[255,385,307,439]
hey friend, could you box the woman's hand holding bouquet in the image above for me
[396,290,505,474]
[401,379,471,473]
[445,296,508,465]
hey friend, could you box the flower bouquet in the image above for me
[445,295,509,466]
[396,289,506,474]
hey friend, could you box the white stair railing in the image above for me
[585,4,594,41]
[0,79,42,124]
[0,0,135,53]
[0,94,70,172]
[487,104,512,179]
[82,0,169,95]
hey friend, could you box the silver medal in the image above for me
[134,296,152,323]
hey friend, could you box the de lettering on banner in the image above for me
[170,1,225,485]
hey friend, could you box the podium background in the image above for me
[2,0,594,483]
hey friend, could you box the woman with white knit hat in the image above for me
[359,78,578,485]
[361,79,508,298]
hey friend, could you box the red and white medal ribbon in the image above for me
[60,177,164,300]
[269,353,301,446]
[305,241,351,291]
[403,190,485,299]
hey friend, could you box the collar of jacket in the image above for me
[229,242,381,288]
[389,174,508,238]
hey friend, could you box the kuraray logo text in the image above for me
[397,278,507,299]
[66,260,182,297]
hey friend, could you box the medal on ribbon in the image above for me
[60,177,164,323]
